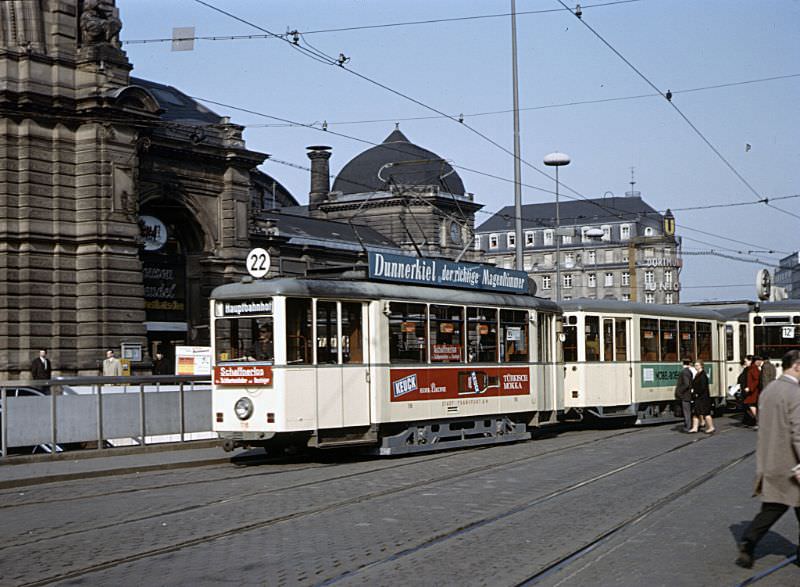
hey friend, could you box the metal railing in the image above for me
[1,375,212,457]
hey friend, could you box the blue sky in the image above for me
[117,0,799,301]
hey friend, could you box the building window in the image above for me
[586,250,596,264]
[581,227,590,242]
[601,225,611,241]
[622,249,629,263]
[563,274,573,289]
[665,270,673,285]
[544,230,554,246]
[621,224,631,240]
[605,250,614,264]
[507,232,516,248]
[474,235,481,250]
[562,234,573,245]
[604,272,614,287]
[664,247,672,258]
[622,271,630,286]
[588,273,596,287]
[503,258,514,269]
[524,255,533,271]
[564,252,575,267]
[644,227,654,236]
[665,293,674,304]
[644,247,654,258]
[543,253,553,266]
[645,292,655,304]
[542,275,551,290]
[489,234,498,249]
[525,231,535,247]
[622,293,631,301]
[644,270,655,286]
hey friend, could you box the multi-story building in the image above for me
[475,196,681,303]
[775,252,800,299]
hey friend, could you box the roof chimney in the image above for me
[307,146,332,210]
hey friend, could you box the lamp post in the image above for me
[511,0,523,271]
[544,152,570,301]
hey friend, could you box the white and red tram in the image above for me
[211,267,562,455]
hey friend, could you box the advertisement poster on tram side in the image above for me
[640,363,713,388]
[389,367,530,402]
[214,364,273,386]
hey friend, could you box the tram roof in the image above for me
[211,277,561,312]
[559,298,725,320]
[684,300,800,321]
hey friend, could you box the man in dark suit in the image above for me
[674,358,695,432]
[30,349,52,393]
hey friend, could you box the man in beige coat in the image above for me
[736,349,800,569]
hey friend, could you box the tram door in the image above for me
[315,301,370,429]
[601,317,634,406]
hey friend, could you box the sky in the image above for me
[116,0,800,302]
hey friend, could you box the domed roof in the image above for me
[332,129,465,196]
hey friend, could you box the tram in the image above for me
[211,254,562,455]
[559,300,726,423]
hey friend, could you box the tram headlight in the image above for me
[234,397,254,420]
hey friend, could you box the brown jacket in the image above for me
[755,374,800,506]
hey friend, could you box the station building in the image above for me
[775,252,800,299]
[475,196,682,303]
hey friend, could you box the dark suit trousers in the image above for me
[682,400,693,430]
[742,502,800,548]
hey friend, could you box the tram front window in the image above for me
[467,307,497,363]
[755,324,800,360]
[215,317,273,363]
[286,298,312,364]
[389,302,427,364]
[500,309,528,363]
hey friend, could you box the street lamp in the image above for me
[544,152,571,302]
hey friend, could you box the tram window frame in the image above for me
[660,320,678,362]
[754,323,800,361]
[739,324,748,361]
[725,324,735,361]
[603,318,614,362]
[388,302,427,364]
[214,315,274,364]
[467,307,499,363]
[286,298,313,364]
[615,319,628,361]
[429,304,465,363]
[341,302,364,364]
[640,318,659,361]
[678,321,696,361]
[315,300,339,365]
[500,309,529,363]
[696,321,713,361]
[562,318,578,363]
[585,315,600,361]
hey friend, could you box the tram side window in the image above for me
[696,321,713,361]
[341,302,363,364]
[754,324,800,361]
[563,320,578,362]
[214,317,273,363]
[603,319,614,362]
[739,324,748,361]
[316,301,338,364]
[640,318,659,361]
[585,315,600,361]
[500,309,529,363]
[660,320,678,362]
[286,298,312,364]
[615,319,628,361]
[430,305,464,363]
[389,302,427,364]
[679,322,696,361]
[725,325,734,361]
[467,307,498,363]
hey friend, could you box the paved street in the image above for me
[1,416,797,587]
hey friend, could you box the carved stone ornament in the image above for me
[80,0,122,47]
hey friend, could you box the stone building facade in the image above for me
[475,196,681,303]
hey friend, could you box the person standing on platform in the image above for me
[688,360,715,434]
[744,355,763,428]
[736,349,800,569]
[759,356,777,392]
[674,359,696,433]
[102,349,123,376]
[152,352,171,375]
[30,349,52,393]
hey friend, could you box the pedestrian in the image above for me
[737,356,752,411]
[759,356,777,391]
[674,358,696,432]
[102,349,123,376]
[735,349,800,569]
[688,360,715,434]
[743,355,762,428]
[30,349,52,393]
[152,352,171,375]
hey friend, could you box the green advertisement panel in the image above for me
[641,363,713,388]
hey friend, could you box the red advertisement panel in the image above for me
[214,364,273,386]
[389,366,531,402]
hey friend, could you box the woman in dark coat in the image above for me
[688,360,715,433]
[743,355,762,426]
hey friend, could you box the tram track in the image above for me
[6,427,640,554]
[12,427,713,587]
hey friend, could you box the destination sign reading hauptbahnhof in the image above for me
[368,252,531,294]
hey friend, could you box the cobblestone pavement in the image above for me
[1,418,796,586]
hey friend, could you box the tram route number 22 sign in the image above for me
[214,365,273,386]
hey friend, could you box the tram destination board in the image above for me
[368,252,531,294]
